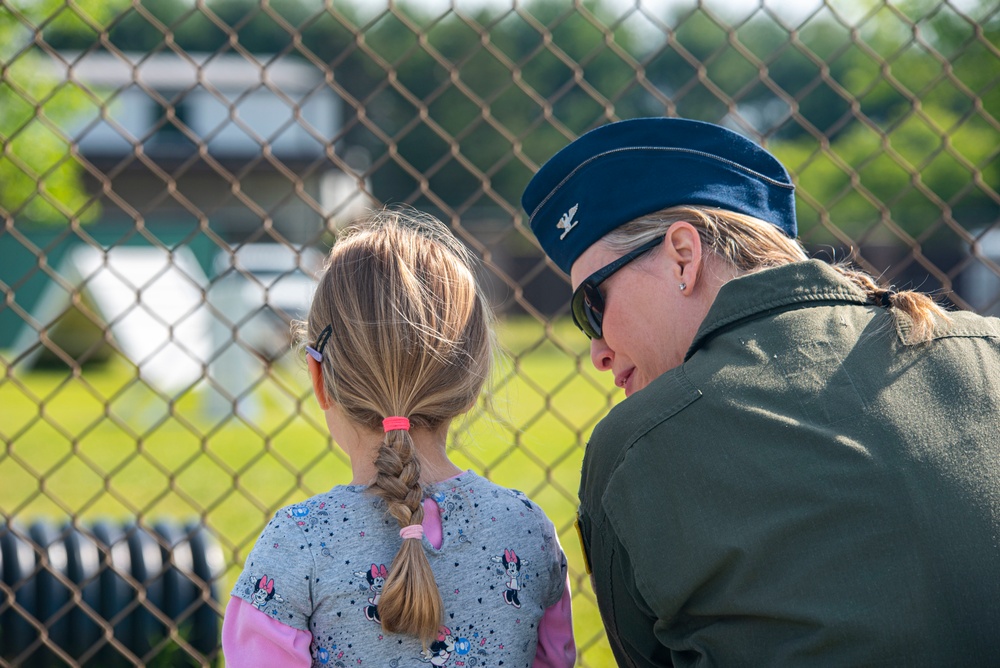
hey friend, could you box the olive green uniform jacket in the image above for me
[577,260,1000,667]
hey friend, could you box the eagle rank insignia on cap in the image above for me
[557,203,580,240]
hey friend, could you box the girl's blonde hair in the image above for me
[603,205,950,342]
[294,207,495,642]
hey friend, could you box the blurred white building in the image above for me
[47,49,372,242]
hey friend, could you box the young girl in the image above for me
[222,209,575,667]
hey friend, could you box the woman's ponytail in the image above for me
[830,262,951,343]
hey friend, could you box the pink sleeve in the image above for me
[533,572,576,668]
[222,595,312,667]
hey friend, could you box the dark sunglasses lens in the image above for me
[572,284,603,339]
[571,288,588,333]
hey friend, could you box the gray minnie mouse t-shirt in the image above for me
[231,471,568,667]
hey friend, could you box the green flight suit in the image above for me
[577,260,1000,667]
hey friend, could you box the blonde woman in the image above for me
[523,117,1000,666]
[223,209,575,667]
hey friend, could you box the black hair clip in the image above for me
[873,289,897,308]
[305,324,333,362]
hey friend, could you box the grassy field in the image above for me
[0,315,622,666]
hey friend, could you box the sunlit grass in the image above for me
[0,315,621,666]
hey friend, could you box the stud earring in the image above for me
[679,282,687,291]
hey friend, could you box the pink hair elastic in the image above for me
[399,524,424,540]
[382,416,410,432]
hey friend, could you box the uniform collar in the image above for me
[686,260,870,361]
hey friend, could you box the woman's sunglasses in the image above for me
[570,237,664,340]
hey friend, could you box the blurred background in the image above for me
[1,0,997,665]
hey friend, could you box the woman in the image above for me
[522,117,1000,666]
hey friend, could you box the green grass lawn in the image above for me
[0,315,623,666]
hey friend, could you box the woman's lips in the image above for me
[616,368,633,395]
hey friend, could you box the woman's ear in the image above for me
[307,356,333,410]
[662,221,703,293]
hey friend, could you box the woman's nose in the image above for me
[590,338,614,371]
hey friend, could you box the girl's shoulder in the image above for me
[427,471,555,524]
[267,484,378,529]
[284,483,366,510]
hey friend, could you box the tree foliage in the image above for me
[0,0,130,224]
[23,0,1000,241]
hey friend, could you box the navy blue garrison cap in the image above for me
[521,117,797,274]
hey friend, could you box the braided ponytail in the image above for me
[368,428,442,642]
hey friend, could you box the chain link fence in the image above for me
[1,0,998,665]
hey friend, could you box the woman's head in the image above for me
[523,117,804,394]
[295,207,495,642]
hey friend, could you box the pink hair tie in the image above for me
[382,416,410,432]
[399,524,424,541]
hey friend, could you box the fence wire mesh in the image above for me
[1,0,998,665]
